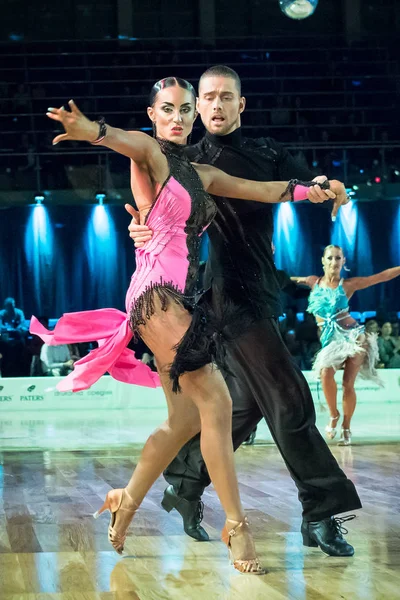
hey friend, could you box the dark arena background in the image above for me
[0,1,399,598]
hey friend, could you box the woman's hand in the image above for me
[46,99,99,145]
[328,180,349,220]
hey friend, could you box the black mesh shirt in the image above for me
[185,128,314,320]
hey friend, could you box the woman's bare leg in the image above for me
[177,365,243,522]
[321,367,339,419]
[179,365,263,565]
[109,373,202,538]
[321,367,340,438]
[126,380,201,502]
[123,367,243,521]
[341,354,364,430]
[126,297,244,521]
[111,297,259,564]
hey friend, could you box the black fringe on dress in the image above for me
[129,283,254,393]
[170,291,257,393]
[169,300,223,392]
[129,281,184,331]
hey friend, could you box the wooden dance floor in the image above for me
[0,442,399,600]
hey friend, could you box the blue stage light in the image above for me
[24,204,54,311]
[95,193,106,206]
[391,203,400,265]
[85,206,118,306]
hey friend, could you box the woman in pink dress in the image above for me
[32,77,347,573]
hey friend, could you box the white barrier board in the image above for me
[0,371,399,449]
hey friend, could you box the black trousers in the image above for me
[164,318,362,522]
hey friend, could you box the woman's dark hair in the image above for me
[149,77,196,106]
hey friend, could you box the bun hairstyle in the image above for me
[323,244,343,256]
[323,244,351,271]
[149,77,196,106]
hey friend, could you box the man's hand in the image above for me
[125,204,153,248]
[306,175,331,204]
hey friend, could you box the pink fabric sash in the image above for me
[30,311,161,392]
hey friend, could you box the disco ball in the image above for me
[279,0,319,20]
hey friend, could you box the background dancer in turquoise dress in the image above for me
[293,245,400,446]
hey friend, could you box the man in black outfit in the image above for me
[129,66,361,557]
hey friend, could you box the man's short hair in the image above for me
[199,65,242,95]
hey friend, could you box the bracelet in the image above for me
[280,179,331,202]
[91,117,107,144]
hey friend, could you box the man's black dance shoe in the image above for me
[301,515,355,556]
[161,485,209,541]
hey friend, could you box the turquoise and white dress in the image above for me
[307,278,381,384]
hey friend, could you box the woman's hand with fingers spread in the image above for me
[329,180,349,221]
[46,99,99,145]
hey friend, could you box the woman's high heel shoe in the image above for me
[325,413,340,440]
[338,428,352,446]
[93,488,138,554]
[221,517,266,575]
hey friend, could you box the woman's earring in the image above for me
[152,122,157,138]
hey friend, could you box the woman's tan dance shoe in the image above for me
[221,517,266,575]
[93,488,138,554]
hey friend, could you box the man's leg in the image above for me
[230,318,361,518]
[227,318,361,556]
[164,316,361,553]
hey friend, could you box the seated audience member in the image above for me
[0,297,29,376]
[40,342,75,376]
[26,316,48,376]
[132,336,157,372]
[365,319,380,335]
[378,322,400,368]
[141,351,157,372]
[390,320,399,343]
[0,297,27,332]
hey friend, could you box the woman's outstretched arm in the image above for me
[46,100,168,184]
[345,267,400,294]
[290,276,319,288]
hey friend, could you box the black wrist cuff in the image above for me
[92,117,107,144]
[281,179,331,202]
